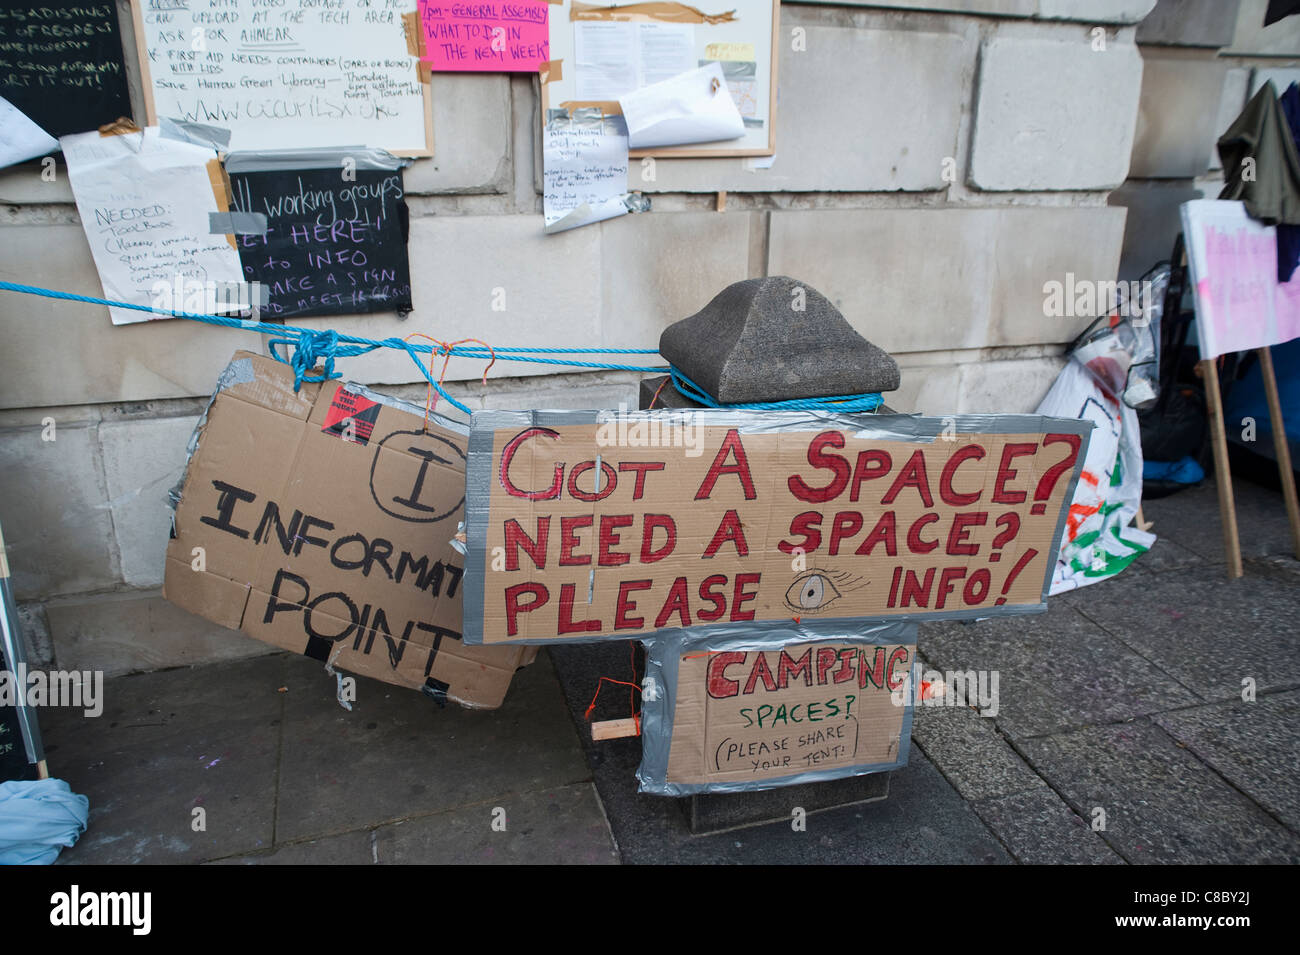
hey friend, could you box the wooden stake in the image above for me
[591,718,640,741]
[1200,358,1244,578]
[716,190,727,213]
[1257,346,1300,557]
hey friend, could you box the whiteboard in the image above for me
[131,0,433,155]
[542,0,779,157]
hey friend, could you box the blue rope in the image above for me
[0,280,885,416]
[669,366,883,413]
[0,280,668,416]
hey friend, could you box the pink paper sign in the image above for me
[1182,200,1300,360]
[418,1,550,72]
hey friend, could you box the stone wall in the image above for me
[0,0,1160,674]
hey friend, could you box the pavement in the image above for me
[41,475,1300,864]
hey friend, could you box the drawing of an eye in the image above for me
[785,572,842,613]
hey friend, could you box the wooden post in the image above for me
[1257,346,1300,557]
[1199,358,1244,578]
[591,718,640,741]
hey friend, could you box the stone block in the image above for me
[1109,180,1206,280]
[98,415,199,588]
[598,212,754,348]
[631,21,969,194]
[970,35,1144,190]
[1135,0,1241,46]
[403,75,512,194]
[1129,50,1228,178]
[0,424,118,599]
[0,225,253,408]
[768,206,1125,356]
[1209,68,1252,170]
[1226,0,1300,57]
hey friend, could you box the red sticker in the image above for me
[322,388,380,445]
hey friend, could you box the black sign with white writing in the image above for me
[229,165,413,319]
[0,1,133,139]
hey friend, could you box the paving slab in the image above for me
[1070,561,1300,702]
[910,699,1047,802]
[43,655,285,864]
[1153,690,1300,833]
[213,783,618,864]
[274,651,592,843]
[1140,479,1296,563]
[549,641,1013,864]
[209,829,375,865]
[371,783,618,864]
[918,605,1199,741]
[1018,720,1300,864]
[970,787,1125,865]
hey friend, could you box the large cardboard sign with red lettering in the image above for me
[635,622,916,794]
[462,410,1091,645]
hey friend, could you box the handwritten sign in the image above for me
[227,152,412,318]
[417,0,549,71]
[135,0,430,153]
[164,351,532,707]
[635,624,916,794]
[0,1,132,138]
[60,128,244,326]
[461,410,1092,645]
[542,112,629,233]
[1181,200,1300,360]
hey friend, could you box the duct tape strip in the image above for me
[635,621,916,795]
[159,117,232,151]
[209,211,268,235]
[402,11,432,82]
[223,146,410,174]
[569,2,737,24]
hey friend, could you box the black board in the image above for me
[228,165,413,320]
[0,2,133,140]
[0,639,39,784]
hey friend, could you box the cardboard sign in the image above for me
[418,0,550,72]
[463,410,1091,644]
[636,623,915,794]
[164,351,532,708]
[1181,200,1300,360]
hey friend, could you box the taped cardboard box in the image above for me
[164,351,534,708]
[637,622,916,795]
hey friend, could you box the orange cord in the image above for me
[583,677,642,731]
[648,376,669,409]
[402,334,498,429]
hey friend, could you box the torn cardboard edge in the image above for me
[636,621,916,795]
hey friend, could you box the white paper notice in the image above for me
[543,115,630,234]
[60,128,245,325]
[573,22,695,101]
[0,95,58,169]
[619,62,745,149]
